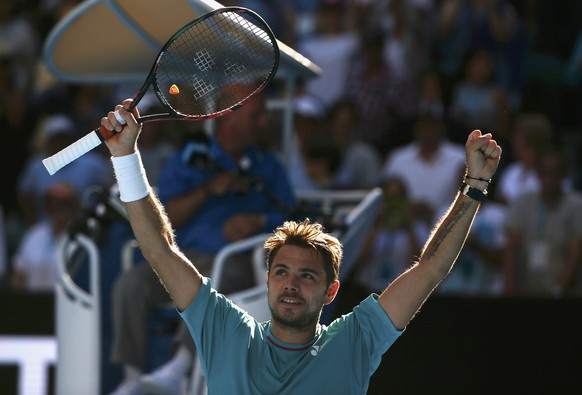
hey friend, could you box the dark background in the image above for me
[2,292,581,395]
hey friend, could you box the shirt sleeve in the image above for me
[354,294,403,357]
[179,277,258,377]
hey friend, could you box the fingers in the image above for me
[466,129,482,143]
[108,108,125,132]
[472,130,501,159]
[482,138,502,159]
[466,129,498,154]
[100,100,139,133]
[465,129,502,179]
[113,104,139,128]
[100,116,117,133]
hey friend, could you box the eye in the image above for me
[301,273,314,280]
[274,269,287,276]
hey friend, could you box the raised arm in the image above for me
[378,130,502,330]
[103,99,202,311]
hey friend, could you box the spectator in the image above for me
[343,27,417,157]
[381,111,466,224]
[520,1,581,125]
[432,0,526,108]
[0,2,40,103]
[503,147,582,297]
[17,113,113,226]
[496,112,554,204]
[381,0,433,82]
[351,176,430,295]
[108,95,296,395]
[416,68,447,126]
[11,182,80,292]
[325,98,381,189]
[303,137,342,190]
[296,0,359,109]
[285,0,320,42]
[448,47,510,145]
[221,0,289,43]
[287,94,329,191]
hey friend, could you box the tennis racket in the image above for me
[43,6,279,175]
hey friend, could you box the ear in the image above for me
[324,280,340,305]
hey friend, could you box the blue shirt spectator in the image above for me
[158,136,296,254]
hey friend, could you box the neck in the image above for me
[418,143,439,160]
[269,320,319,345]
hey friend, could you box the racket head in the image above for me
[135,7,279,122]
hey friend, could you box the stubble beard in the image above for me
[268,299,322,332]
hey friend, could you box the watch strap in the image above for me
[459,182,487,202]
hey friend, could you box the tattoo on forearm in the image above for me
[424,201,473,259]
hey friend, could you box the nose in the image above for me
[284,275,299,293]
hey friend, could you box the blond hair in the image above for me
[264,219,342,285]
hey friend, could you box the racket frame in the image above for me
[43,6,280,174]
[132,6,279,122]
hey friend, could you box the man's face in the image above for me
[267,245,337,331]
[232,98,266,145]
[413,117,443,148]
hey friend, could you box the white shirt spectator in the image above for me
[497,161,540,203]
[297,33,359,109]
[382,141,466,218]
[12,221,64,292]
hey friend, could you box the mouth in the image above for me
[279,295,303,307]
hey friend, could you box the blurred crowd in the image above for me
[1,0,582,300]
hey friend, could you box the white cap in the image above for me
[294,95,325,119]
[43,114,75,137]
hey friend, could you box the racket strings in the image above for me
[155,10,277,118]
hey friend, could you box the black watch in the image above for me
[459,182,487,202]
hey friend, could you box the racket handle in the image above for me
[43,111,128,175]
[42,130,104,175]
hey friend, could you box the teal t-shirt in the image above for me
[180,277,403,394]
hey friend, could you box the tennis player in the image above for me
[103,98,501,394]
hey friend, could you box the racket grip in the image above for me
[114,110,127,125]
[42,130,103,175]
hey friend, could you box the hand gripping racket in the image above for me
[43,7,279,175]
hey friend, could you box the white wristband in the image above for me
[111,152,151,202]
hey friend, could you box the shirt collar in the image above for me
[265,323,321,351]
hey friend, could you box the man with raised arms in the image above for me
[103,98,501,394]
